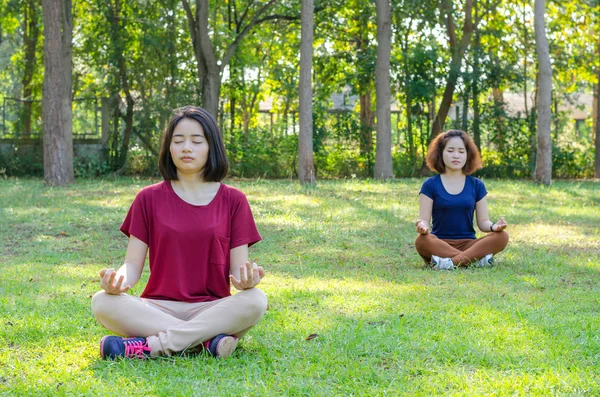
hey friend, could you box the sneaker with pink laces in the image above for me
[100,336,151,359]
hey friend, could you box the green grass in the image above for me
[1,177,599,396]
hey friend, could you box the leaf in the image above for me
[305,333,319,341]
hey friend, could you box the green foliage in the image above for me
[0,142,43,176]
[1,0,597,180]
[73,155,112,178]
[227,128,298,179]
[552,136,595,179]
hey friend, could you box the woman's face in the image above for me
[169,118,209,176]
[442,136,467,172]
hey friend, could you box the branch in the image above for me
[197,0,218,69]
[181,0,198,52]
[477,0,502,26]
[441,0,457,53]
[238,0,255,28]
[221,0,277,71]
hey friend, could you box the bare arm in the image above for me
[99,235,147,294]
[475,196,493,232]
[416,194,433,234]
[229,244,265,290]
[475,197,507,232]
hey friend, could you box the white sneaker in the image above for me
[474,254,494,268]
[431,255,456,270]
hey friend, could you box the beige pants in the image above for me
[91,288,267,357]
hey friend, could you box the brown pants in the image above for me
[91,287,267,357]
[415,231,509,266]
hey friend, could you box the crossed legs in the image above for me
[91,288,268,357]
[415,231,509,267]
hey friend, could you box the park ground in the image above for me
[0,177,599,396]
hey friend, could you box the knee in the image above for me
[239,288,268,319]
[495,230,509,248]
[414,233,431,253]
[91,290,113,318]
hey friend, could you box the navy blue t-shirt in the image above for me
[419,175,487,239]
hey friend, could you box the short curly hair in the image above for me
[426,130,482,175]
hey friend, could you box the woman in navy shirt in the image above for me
[415,130,509,270]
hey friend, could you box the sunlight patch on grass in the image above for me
[510,223,600,251]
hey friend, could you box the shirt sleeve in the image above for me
[419,178,435,200]
[120,190,150,245]
[475,178,488,202]
[230,192,261,249]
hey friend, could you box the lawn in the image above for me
[0,177,599,396]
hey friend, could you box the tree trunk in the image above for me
[594,37,600,178]
[42,0,71,186]
[202,71,221,118]
[298,0,315,184]
[374,0,394,179]
[533,0,552,185]
[471,2,481,149]
[429,0,474,143]
[359,91,374,174]
[21,0,40,135]
[61,0,74,180]
[109,0,134,172]
[461,88,469,131]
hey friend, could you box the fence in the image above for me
[1,96,102,139]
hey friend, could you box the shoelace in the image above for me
[123,340,151,359]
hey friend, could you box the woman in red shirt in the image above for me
[92,106,267,359]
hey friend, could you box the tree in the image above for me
[533,0,552,184]
[298,0,315,184]
[41,0,73,185]
[21,0,40,135]
[595,36,600,178]
[429,0,475,142]
[181,0,286,117]
[107,0,134,172]
[61,0,74,179]
[374,0,393,178]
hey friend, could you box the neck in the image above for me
[173,171,209,191]
[442,169,465,178]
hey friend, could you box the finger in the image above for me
[108,271,117,286]
[252,268,260,284]
[114,275,125,291]
[240,265,247,284]
[100,268,113,279]
[252,262,259,281]
[257,266,265,278]
[102,269,114,285]
[229,275,242,289]
[246,261,254,282]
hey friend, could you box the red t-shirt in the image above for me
[120,181,261,302]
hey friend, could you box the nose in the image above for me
[182,140,192,152]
